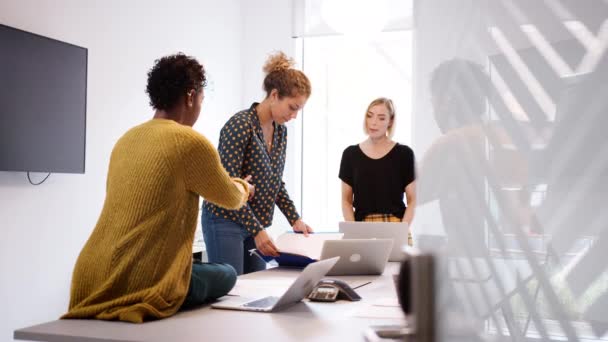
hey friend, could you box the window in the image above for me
[294,24,413,231]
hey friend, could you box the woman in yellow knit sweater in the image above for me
[62,53,252,323]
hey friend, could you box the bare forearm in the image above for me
[342,201,355,221]
[402,200,416,225]
[403,181,417,226]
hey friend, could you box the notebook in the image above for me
[320,239,393,276]
[250,232,343,267]
[339,221,409,261]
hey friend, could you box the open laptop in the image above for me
[339,221,409,261]
[211,257,339,312]
[320,239,393,276]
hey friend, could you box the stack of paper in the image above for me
[250,232,343,267]
[275,232,344,260]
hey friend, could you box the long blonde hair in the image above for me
[363,97,396,138]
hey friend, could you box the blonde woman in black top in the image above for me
[202,52,314,274]
[339,98,416,246]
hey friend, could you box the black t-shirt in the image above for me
[339,143,416,221]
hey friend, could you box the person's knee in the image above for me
[217,263,237,293]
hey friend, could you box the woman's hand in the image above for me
[254,230,279,257]
[292,219,314,237]
[243,175,255,200]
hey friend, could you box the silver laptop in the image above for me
[339,221,409,261]
[211,257,339,312]
[320,239,393,276]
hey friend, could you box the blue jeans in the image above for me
[201,206,266,275]
[181,261,237,309]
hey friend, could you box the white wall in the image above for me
[0,0,244,339]
[240,0,296,108]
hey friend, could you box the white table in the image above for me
[14,263,405,342]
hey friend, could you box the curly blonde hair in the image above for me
[263,51,311,99]
[363,97,396,138]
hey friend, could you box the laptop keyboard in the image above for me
[243,296,280,308]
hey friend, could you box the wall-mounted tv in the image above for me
[0,23,87,173]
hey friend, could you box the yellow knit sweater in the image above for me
[62,119,248,323]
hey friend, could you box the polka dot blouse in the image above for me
[203,103,300,236]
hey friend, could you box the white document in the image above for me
[275,232,344,260]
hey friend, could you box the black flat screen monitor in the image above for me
[0,24,87,173]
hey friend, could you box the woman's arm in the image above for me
[275,182,314,236]
[275,181,300,225]
[183,131,248,209]
[339,147,355,221]
[341,181,355,221]
[402,180,416,225]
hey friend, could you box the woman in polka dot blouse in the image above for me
[202,52,314,275]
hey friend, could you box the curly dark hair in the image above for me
[146,53,207,111]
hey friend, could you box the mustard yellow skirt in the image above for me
[362,213,413,246]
